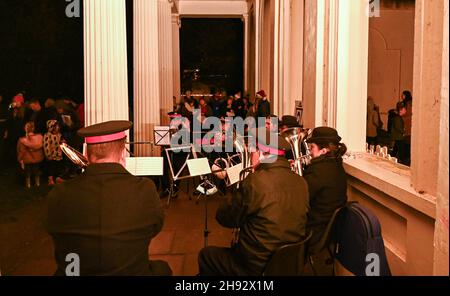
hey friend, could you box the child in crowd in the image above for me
[44,120,63,185]
[17,121,44,188]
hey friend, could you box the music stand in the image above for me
[164,144,199,206]
[186,156,218,248]
[154,126,171,146]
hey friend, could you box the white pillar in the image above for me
[158,0,174,125]
[280,0,292,116]
[273,0,280,115]
[435,0,449,275]
[84,0,129,125]
[302,0,318,129]
[133,0,160,156]
[172,14,181,104]
[411,0,446,196]
[254,0,262,93]
[334,0,368,152]
[289,0,304,117]
[243,13,249,93]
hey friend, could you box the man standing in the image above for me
[198,130,309,275]
[47,121,171,276]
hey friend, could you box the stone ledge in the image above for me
[343,154,436,219]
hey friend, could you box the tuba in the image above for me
[234,136,254,186]
[280,127,312,176]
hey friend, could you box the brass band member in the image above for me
[198,129,309,275]
[304,127,348,249]
[47,121,171,276]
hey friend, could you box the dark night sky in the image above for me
[0,0,84,102]
[180,18,244,95]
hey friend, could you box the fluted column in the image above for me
[84,0,129,125]
[158,0,174,125]
[133,0,160,156]
[273,0,292,116]
[334,0,368,152]
[172,14,181,105]
[254,0,262,92]
[243,13,249,93]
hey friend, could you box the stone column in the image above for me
[411,0,446,196]
[243,13,249,93]
[84,0,129,125]
[158,0,174,125]
[435,0,449,275]
[133,0,160,156]
[302,0,318,129]
[411,0,448,275]
[334,0,368,152]
[172,14,181,105]
[254,0,262,92]
[273,0,291,116]
[289,0,304,118]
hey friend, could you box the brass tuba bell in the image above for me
[280,127,311,176]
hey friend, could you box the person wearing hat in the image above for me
[279,115,301,133]
[303,127,348,253]
[198,128,309,275]
[255,90,270,119]
[46,121,172,276]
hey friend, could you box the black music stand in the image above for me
[164,144,200,206]
[186,156,218,247]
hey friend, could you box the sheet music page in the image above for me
[226,163,243,186]
[125,157,163,176]
[186,158,211,177]
[154,126,171,146]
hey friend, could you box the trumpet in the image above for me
[280,127,312,176]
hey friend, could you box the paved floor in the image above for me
[0,168,331,276]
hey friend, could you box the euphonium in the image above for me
[234,136,253,185]
[280,127,311,176]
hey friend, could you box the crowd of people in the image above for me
[0,92,84,187]
[2,87,403,276]
[366,90,413,166]
[176,89,271,123]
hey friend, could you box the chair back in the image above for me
[263,232,312,276]
[308,204,347,255]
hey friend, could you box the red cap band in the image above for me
[85,131,126,144]
[257,143,286,156]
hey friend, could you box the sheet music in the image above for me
[186,158,211,177]
[125,157,163,176]
[226,163,243,186]
[154,126,171,146]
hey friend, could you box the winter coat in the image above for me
[17,133,44,164]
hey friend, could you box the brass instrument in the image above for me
[234,136,253,186]
[60,143,89,168]
[280,127,312,176]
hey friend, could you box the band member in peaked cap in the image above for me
[47,120,172,276]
